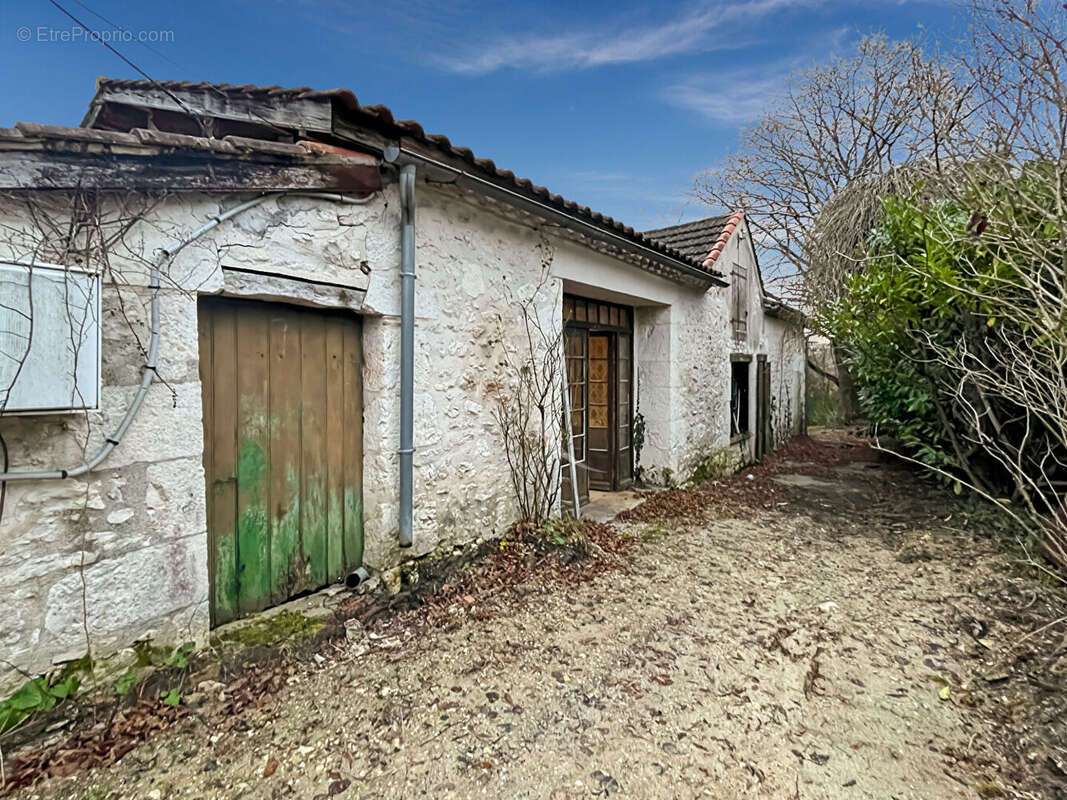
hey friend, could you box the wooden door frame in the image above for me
[587,331,616,491]
[562,295,634,493]
[755,354,770,461]
[614,330,634,491]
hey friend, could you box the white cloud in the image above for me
[436,0,814,74]
[663,25,854,125]
[663,73,787,125]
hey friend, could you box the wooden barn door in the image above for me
[198,297,363,626]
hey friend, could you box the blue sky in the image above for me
[1,0,960,230]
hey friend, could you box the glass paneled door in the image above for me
[587,333,612,490]
[561,295,634,500]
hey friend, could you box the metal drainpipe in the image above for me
[397,164,416,548]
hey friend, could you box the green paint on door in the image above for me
[271,466,302,602]
[302,473,328,587]
[343,488,364,567]
[199,298,365,626]
[237,439,267,487]
[213,534,238,621]
[237,501,270,608]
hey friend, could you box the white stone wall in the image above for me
[763,315,808,447]
[0,193,222,690]
[713,222,807,465]
[0,190,387,689]
[0,182,803,693]
[360,185,561,567]
[551,219,805,484]
[0,182,563,692]
[665,285,734,480]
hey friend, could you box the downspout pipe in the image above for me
[0,191,376,483]
[397,163,417,548]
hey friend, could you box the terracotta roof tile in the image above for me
[643,212,744,270]
[91,78,722,279]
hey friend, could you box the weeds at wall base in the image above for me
[685,448,735,486]
[0,516,632,795]
[0,659,89,736]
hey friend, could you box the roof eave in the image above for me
[380,143,725,287]
[0,122,382,193]
[85,78,725,286]
[763,292,805,325]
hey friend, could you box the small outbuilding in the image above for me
[0,79,805,689]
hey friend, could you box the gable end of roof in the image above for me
[699,211,744,270]
[642,211,745,270]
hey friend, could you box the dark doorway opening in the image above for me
[730,360,750,438]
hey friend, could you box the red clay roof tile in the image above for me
[91,78,723,279]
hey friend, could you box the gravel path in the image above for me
[12,439,1067,799]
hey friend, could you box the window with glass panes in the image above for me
[564,328,586,464]
[561,295,634,496]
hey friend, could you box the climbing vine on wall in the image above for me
[632,410,647,483]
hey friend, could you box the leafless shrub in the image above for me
[0,191,177,429]
[887,0,1067,579]
[697,0,1067,576]
[489,274,564,526]
[0,190,171,670]
[696,35,976,306]
[696,35,977,419]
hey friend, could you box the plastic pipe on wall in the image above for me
[0,190,376,483]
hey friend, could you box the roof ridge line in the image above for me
[88,76,722,279]
[642,212,739,236]
[701,210,745,270]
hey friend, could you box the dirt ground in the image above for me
[8,432,1067,799]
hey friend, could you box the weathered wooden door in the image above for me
[198,297,363,625]
[561,296,634,503]
[755,355,771,461]
[586,333,614,491]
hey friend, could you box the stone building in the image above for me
[0,79,805,690]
